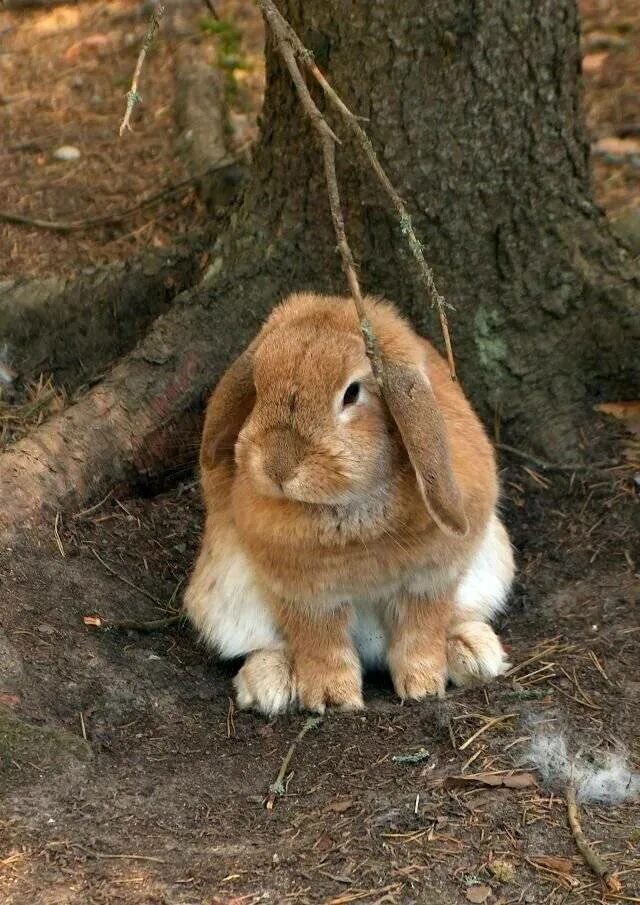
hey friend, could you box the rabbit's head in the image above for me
[201,293,468,536]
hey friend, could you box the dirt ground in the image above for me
[0,0,263,277]
[1,444,638,905]
[0,2,639,904]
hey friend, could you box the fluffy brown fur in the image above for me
[185,293,512,714]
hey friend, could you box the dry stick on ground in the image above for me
[86,613,184,633]
[119,2,167,137]
[265,716,323,810]
[0,158,238,233]
[258,0,457,381]
[201,0,219,18]
[565,783,622,893]
[497,443,621,474]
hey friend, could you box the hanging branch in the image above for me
[119,2,167,137]
[262,14,384,382]
[257,0,457,381]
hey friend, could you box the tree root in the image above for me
[0,240,283,543]
[0,161,237,233]
[174,46,247,211]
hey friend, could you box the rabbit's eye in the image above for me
[342,381,360,407]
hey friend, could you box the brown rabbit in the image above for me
[184,293,514,715]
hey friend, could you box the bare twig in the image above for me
[265,716,323,810]
[201,0,219,18]
[0,157,238,233]
[53,512,65,558]
[565,783,622,892]
[497,443,620,474]
[84,612,183,633]
[458,713,517,751]
[257,0,457,380]
[90,547,163,607]
[119,3,167,136]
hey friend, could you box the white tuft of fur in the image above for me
[528,731,640,805]
[455,514,515,622]
[350,598,388,669]
[233,649,296,716]
[185,539,281,659]
[447,620,510,686]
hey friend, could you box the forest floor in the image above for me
[0,2,639,904]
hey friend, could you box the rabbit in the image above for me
[184,292,515,715]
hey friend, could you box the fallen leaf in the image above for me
[64,34,111,62]
[314,834,334,852]
[606,874,623,894]
[0,693,20,708]
[530,855,574,874]
[326,798,353,813]
[466,884,492,903]
[448,771,536,789]
[502,771,537,789]
[596,401,640,464]
[582,52,608,74]
[596,401,640,434]
[593,137,640,157]
[83,615,102,627]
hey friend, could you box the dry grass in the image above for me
[0,373,66,448]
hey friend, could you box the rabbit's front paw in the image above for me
[234,649,296,716]
[389,653,447,701]
[293,649,364,714]
[447,621,509,686]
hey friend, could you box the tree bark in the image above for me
[1,0,638,539]
[246,0,639,455]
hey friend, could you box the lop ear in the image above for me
[383,359,468,537]
[200,349,255,472]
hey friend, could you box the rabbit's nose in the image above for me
[262,428,304,488]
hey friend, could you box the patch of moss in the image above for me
[474,305,508,380]
[199,15,251,100]
[0,709,91,779]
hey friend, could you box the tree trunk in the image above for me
[1,0,638,539]
[242,0,639,454]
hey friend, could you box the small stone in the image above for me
[466,885,492,904]
[582,52,608,75]
[52,145,81,162]
[583,31,628,52]
[37,623,55,636]
[593,136,640,160]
